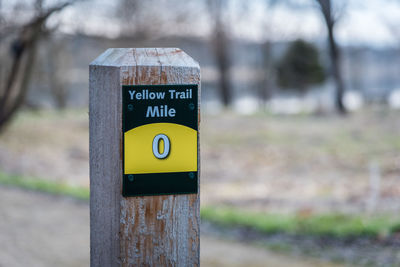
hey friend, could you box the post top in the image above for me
[90,48,199,69]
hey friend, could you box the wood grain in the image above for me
[90,48,200,266]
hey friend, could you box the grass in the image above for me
[0,171,89,200]
[1,171,400,239]
[201,206,400,238]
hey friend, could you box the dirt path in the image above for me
[200,236,340,267]
[0,187,89,267]
[0,186,341,267]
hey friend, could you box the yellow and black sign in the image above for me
[122,84,198,196]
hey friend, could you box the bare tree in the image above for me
[115,0,195,39]
[0,1,72,132]
[116,0,153,38]
[259,41,274,108]
[207,0,232,107]
[258,0,280,109]
[315,0,347,114]
[46,36,70,109]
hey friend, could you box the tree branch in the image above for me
[0,1,74,132]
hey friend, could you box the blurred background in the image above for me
[0,0,400,266]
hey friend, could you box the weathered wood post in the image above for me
[89,48,200,266]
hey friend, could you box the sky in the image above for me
[5,0,399,48]
[231,0,400,48]
[330,0,400,47]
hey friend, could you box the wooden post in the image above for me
[89,48,200,266]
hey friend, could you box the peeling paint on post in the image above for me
[89,48,200,266]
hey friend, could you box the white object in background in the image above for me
[203,99,223,115]
[269,97,303,114]
[343,91,363,111]
[234,96,259,115]
[388,89,400,109]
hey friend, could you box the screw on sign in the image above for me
[89,48,200,266]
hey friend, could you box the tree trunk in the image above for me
[0,30,39,132]
[259,40,273,109]
[317,0,347,114]
[47,38,68,109]
[213,24,231,107]
[327,22,346,114]
[208,0,232,107]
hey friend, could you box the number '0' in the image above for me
[152,134,170,159]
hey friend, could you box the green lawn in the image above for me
[201,205,400,238]
[0,171,89,200]
[1,171,399,239]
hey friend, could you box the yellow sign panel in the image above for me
[124,122,197,174]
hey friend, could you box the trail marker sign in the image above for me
[122,84,198,196]
[89,48,200,266]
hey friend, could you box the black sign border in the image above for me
[122,84,198,197]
